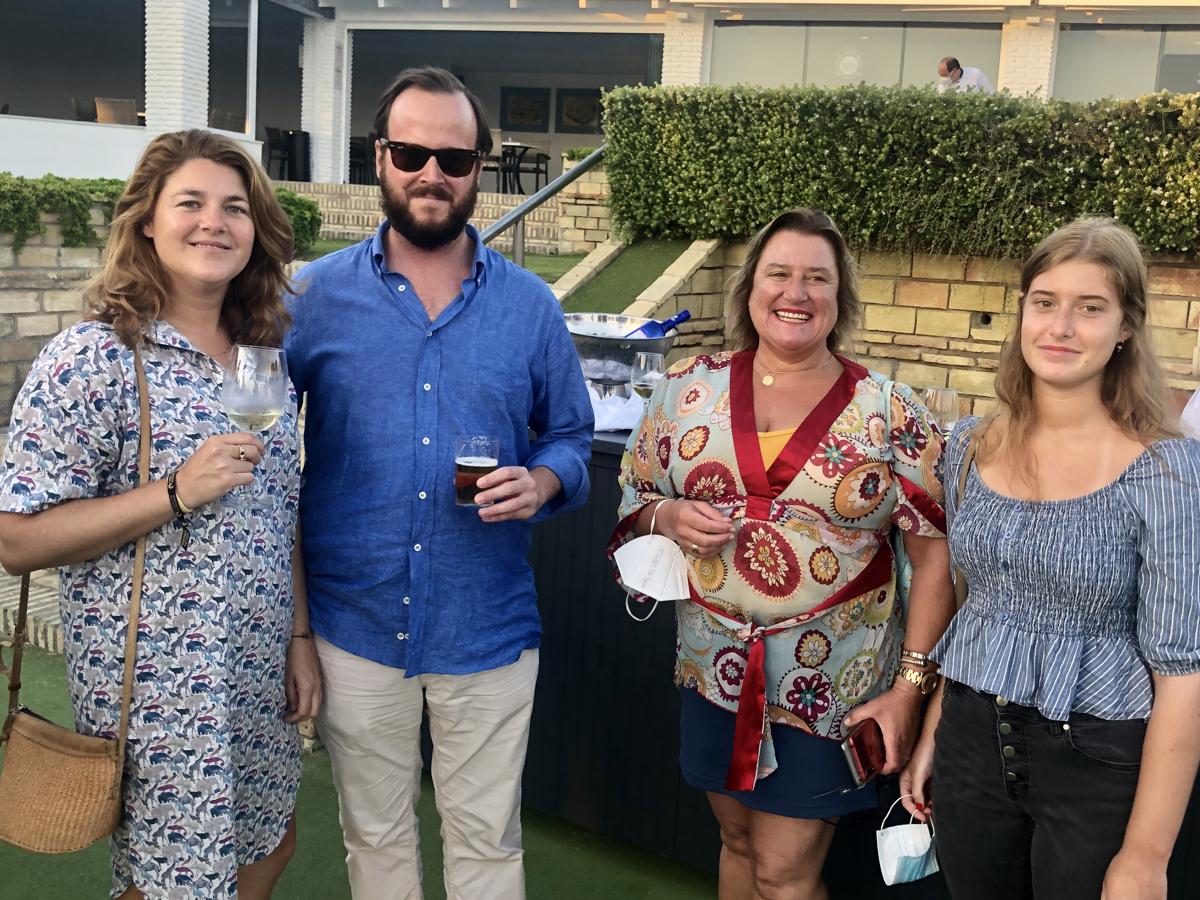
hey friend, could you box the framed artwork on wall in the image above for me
[500,87,551,133]
[555,88,603,134]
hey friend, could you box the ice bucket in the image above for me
[565,313,677,392]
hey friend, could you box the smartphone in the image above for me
[841,718,886,788]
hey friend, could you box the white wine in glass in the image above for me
[222,345,288,507]
[921,387,960,437]
[630,352,666,403]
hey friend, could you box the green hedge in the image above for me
[602,85,1200,258]
[0,174,323,258]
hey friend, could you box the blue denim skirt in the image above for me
[678,688,879,819]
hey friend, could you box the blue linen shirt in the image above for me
[285,223,594,675]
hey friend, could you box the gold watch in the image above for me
[897,665,939,696]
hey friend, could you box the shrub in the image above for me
[0,174,324,260]
[563,146,600,162]
[602,85,1200,257]
[274,188,321,258]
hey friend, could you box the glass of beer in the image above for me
[455,435,499,508]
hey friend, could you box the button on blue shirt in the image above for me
[286,223,594,675]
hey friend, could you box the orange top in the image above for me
[758,428,797,470]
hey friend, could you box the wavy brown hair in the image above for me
[979,217,1181,468]
[726,207,861,353]
[85,129,293,348]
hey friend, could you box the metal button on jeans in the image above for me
[1003,745,1016,759]
[995,695,1009,707]
[1005,771,1018,782]
[999,722,1013,735]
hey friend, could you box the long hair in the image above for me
[85,129,293,349]
[726,208,861,353]
[979,217,1181,467]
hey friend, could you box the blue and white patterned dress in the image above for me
[0,320,301,898]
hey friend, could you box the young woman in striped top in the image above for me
[899,217,1200,900]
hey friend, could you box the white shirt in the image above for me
[937,67,995,94]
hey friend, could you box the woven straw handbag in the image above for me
[0,347,150,853]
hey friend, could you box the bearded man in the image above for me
[284,66,593,900]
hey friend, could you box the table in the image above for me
[500,141,540,195]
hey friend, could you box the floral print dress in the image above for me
[0,321,301,899]
[610,351,945,788]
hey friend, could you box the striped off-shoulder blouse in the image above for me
[932,416,1200,721]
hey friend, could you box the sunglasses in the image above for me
[378,139,483,178]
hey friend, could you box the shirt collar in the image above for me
[148,318,195,353]
[370,220,488,287]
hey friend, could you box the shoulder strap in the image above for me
[951,424,980,609]
[2,344,150,750]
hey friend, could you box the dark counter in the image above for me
[523,431,1200,897]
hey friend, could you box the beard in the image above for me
[380,174,478,251]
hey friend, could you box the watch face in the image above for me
[920,673,938,693]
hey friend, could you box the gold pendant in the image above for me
[761,374,775,387]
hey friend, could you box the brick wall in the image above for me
[661,12,711,87]
[997,12,1059,100]
[144,0,210,132]
[557,158,612,254]
[850,249,1200,416]
[0,208,108,421]
[301,19,351,184]
[629,241,1200,416]
[624,240,727,363]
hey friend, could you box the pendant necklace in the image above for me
[756,353,836,387]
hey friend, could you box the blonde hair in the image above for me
[979,217,1181,467]
[726,208,861,353]
[85,129,293,349]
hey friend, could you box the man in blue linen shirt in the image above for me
[285,67,593,899]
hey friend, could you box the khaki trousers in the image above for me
[315,637,539,900]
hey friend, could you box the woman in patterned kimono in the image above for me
[0,130,319,898]
[610,208,956,899]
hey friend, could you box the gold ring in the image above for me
[691,542,699,554]
[238,446,247,461]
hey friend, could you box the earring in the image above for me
[1116,342,1125,354]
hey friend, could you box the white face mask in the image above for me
[613,500,690,621]
[876,795,940,886]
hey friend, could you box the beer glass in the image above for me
[455,435,499,507]
[921,387,960,437]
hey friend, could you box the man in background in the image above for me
[937,56,995,94]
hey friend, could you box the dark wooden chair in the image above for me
[265,127,290,180]
[71,97,97,122]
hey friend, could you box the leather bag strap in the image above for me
[2,344,151,751]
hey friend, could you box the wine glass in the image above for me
[921,387,960,438]
[222,345,288,507]
[630,352,666,409]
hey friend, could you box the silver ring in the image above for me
[238,446,247,461]
[691,542,699,554]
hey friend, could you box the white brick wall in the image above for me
[997,12,1059,100]
[144,0,210,132]
[662,12,711,87]
[301,19,351,184]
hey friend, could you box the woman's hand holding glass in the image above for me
[655,498,736,558]
[173,433,266,510]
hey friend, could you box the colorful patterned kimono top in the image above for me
[610,351,946,788]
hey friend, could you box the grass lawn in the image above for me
[0,647,715,899]
[561,240,692,315]
[300,238,586,286]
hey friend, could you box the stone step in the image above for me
[0,571,64,655]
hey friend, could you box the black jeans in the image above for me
[933,679,1146,900]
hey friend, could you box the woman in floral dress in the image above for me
[0,130,320,899]
[610,208,956,899]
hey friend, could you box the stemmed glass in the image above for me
[221,345,288,508]
[921,387,960,438]
[630,352,666,409]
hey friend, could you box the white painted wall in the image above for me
[0,116,261,180]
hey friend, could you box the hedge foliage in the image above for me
[0,174,323,259]
[602,85,1200,258]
